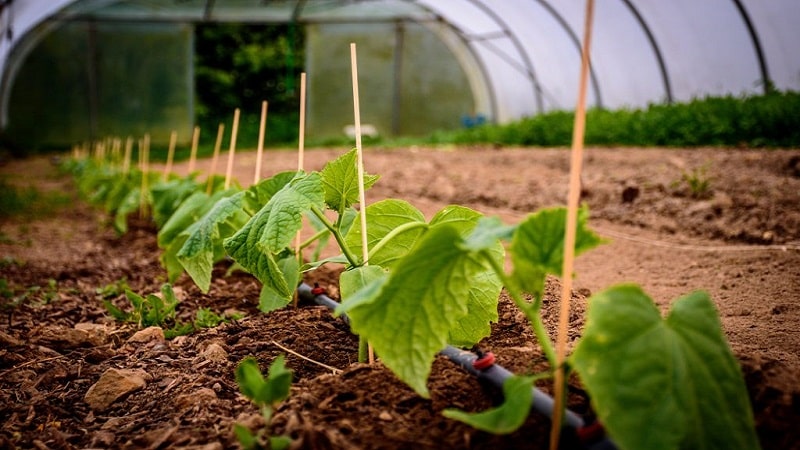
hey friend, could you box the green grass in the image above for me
[428,90,800,148]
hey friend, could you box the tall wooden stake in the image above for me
[254,101,268,184]
[188,126,200,175]
[293,72,307,309]
[207,123,225,194]
[140,134,151,220]
[122,136,133,175]
[164,130,177,181]
[550,1,595,449]
[351,43,374,364]
[224,109,240,190]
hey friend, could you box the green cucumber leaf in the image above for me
[162,234,189,283]
[443,375,534,434]
[447,267,501,346]
[150,177,200,228]
[158,188,238,248]
[243,170,299,215]
[435,207,504,346]
[510,207,604,297]
[177,191,249,292]
[241,172,325,255]
[337,225,495,397]
[320,148,379,213]
[343,199,426,269]
[460,216,517,251]
[340,265,386,301]
[235,355,293,407]
[571,286,761,450]
[258,252,300,313]
[113,188,141,235]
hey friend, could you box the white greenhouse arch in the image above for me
[1,0,799,130]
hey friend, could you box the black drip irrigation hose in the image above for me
[296,282,617,450]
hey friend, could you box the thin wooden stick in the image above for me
[122,136,133,175]
[298,72,307,173]
[550,1,595,449]
[188,126,200,175]
[350,43,374,364]
[207,123,225,194]
[140,133,151,220]
[293,72,308,309]
[225,108,241,190]
[164,130,177,181]
[254,101,268,184]
[270,341,342,374]
[111,138,121,165]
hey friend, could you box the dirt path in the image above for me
[1,146,798,449]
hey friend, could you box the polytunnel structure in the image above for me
[1,0,799,147]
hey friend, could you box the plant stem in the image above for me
[368,221,428,260]
[481,250,557,368]
[298,228,328,252]
[310,205,360,267]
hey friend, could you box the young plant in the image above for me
[337,207,760,449]
[681,164,713,199]
[234,355,293,450]
[102,283,192,337]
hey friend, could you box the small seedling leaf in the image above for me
[443,375,534,434]
[320,148,379,213]
[510,207,603,297]
[571,285,761,450]
[236,355,293,407]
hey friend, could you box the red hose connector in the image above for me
[472,351,496,370]
[311,284,327,296]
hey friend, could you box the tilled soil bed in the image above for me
[1,147,799,449]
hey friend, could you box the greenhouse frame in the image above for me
[1,0,798,146]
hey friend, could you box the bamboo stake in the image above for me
[297,72,307,173]
[188,126,200,175]
[111,138,121,165]
[164,130,177,181]
[254,101,268,184]
[550,1,595,449]
[293,72,308,309]
[122,136,133,175]
[225,108,241,190]
[207,123,225,194]
[350,43,374,364]
[140,134,151,220]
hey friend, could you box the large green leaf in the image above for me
[243,170,298,215]
[177,191,249,292]
[571,286,760,450]
[246,172,325,254]
[157,188,238,248]
[510,207,604,297]
[258,252,300,313]
[320,148,379,213]
[443,375,534,434]
[150,176,200,228]
[224,175,322,305]
[338,226,495,397]
[343,199,426,269]
[340,265,386,301]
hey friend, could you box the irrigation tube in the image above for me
[296,282,617,450]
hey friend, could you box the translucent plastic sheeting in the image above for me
[2,0,799,143]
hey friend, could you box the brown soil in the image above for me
[1,146,798,450]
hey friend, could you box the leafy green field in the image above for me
[431,91,800,148]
